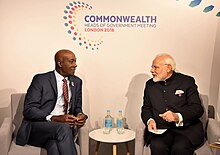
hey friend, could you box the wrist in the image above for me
[174,113,179,122]
[51,115,60,122]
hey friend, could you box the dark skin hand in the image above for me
[51,113,88,127]
[51,114,77,126]
[75,113,88,128]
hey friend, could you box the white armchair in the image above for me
[0,93,90,155]
[135,95,220,155]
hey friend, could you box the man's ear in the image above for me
[167,64,172,72]
[58,61,62,67]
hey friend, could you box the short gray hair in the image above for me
[155,53,176,71]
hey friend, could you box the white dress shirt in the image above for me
[46,70,71,121]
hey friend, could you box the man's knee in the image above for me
[56,124,73,141]
[150,141,169,153]
[45,140,60,155]
[171,144,194,155]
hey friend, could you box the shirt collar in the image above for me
[159,71,176,85]
[165,71,176,82]
[54,70,67,82]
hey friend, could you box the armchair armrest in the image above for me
[207,118,220,144]
[208,105,215,119]
[78,122,90,155]
[0,117,13,155]
[207,118,220,155]
[135,122,145,155]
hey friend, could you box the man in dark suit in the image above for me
[141,53,204,155]
[16,49,88,155]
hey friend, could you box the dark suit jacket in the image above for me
[16,71,83,146]
[141,72,204,146]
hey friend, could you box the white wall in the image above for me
[0,0,220,130]
[210,18,220,121]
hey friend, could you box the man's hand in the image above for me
[159,110,179,123]
[148,119,157,132]
[51,114,77,126]
[75,113,88,128]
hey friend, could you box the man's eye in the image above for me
[151,66,159,69]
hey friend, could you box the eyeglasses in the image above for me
[151,64,170,70]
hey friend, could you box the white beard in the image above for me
[153,77,160,82]
[153,76,166,82]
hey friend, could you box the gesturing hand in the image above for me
[159,110,179,123]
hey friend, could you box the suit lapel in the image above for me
[49,72,58,96]
[68,76,76,109]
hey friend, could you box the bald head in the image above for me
[55,49,73,63]
[55,49,77,77]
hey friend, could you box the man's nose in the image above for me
[150,68,154,73]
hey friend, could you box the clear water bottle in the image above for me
[116,110,124,134]
[103,109,113,134]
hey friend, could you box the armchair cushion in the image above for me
[195,141,213,155]
[8,140,47,155]
[207,119,220,155]
[0,117,13,155]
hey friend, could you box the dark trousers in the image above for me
[27,121,77,155]
[150,130,194,155]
